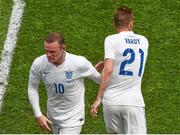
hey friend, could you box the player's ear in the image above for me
[63,44,66,50]
[129,21,133,30]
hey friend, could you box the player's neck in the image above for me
[117,27,132,33]
[116,24,133,33]
[54,51,66,66]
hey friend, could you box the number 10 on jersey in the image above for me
[54,83,64,93]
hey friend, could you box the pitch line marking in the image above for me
[0,0,25,111]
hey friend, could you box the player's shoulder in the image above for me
[32,54,47,67]
[106,32,148,41]
[134,33,149,49]
[67,52,87,61]
[105,33,120,41]
[134,33,148,42]
[67,52,89,65]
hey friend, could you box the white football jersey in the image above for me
[28,52,100,127]
[103,31,148,107]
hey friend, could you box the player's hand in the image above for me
[95,61,104,72]
[36,115,52,132]
[90,98,102,118]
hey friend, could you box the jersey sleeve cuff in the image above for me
[34,111,42,118]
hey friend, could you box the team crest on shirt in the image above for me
[65,71,73,80]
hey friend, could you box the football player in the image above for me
[91,6,149,134]
[28,32,101,134]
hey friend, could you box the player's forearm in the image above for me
[28,81,42,117]
[96,67,112,100]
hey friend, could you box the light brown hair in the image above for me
[45,32,64,45]
[114,6,134,29]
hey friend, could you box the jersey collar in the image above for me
[118,31,134,35]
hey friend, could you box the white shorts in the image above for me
[51,124,82,134]
[103,105,147,134]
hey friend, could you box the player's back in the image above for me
[103,31,148,107]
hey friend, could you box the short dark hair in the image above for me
[113,6,134,29]
[45,32,64,45]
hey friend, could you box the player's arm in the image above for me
[28,60,52,131]
[80,57,101,84]
[90,58,113,117]
[88,65,101,84]
[90,37,114,117]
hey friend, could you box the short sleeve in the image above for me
[104,37,115,60]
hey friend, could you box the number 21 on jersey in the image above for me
[119,48,144,77]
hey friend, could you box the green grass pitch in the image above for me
[0,0,179,133]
